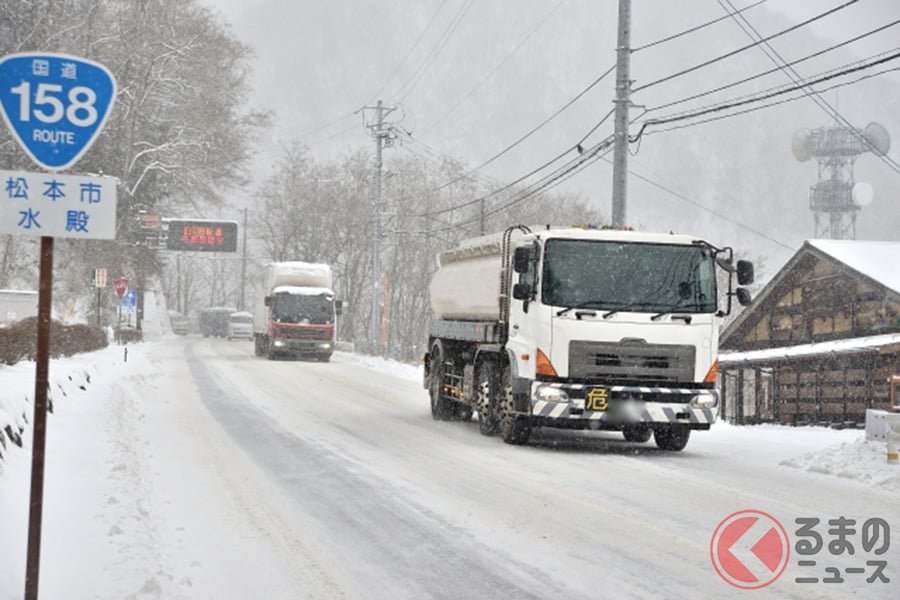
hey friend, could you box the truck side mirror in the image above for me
[264,295,272,307]
[736,260,755,285]
[512,283,531,300]
[736,287,753,306]
[513,247,531,273]
[335,299,343,315]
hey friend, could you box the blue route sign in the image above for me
[0,52,117,171]
[122,289,136,308]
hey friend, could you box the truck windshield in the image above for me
[541,239,717,314]
[272,293,334,324]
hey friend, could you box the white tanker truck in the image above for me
[423,225,754,449]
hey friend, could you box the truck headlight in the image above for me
[690,394,718,409]
[534,386,569,403]
[273,339,287,348]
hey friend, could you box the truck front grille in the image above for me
[569,341,695,385]
[278,327,330,340]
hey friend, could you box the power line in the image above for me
[366,0,451,104]
[477,141,614,222]
[421,0,569,135]
[401,136,503,188]
[632,0,858,93]
[647,46,900,122]
[576,106,616,152]
[291,112,358,141]
[398,63,617,215]
[400,132,614,230]
[408,142,580,219]
[604,155,796,251]
[643,66,900,135]
[718,0,900,176]
[631,49,900,140]
[632,0,767,52]
[398,140,615,234]
[645,18,900,114]
[393,0,476,103]
[242,2,452,162]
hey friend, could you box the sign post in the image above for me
[113,277,128,327]
[94,268,107,326]
[0,51,117,600]
[113,277,129,301]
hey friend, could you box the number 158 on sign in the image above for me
[10,81,100,128]
[0,52,117,171]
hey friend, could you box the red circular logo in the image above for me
[710,509,790,589]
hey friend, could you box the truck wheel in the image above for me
[475,361,499,436]
[623,425,652,443]
[499,372,531,445]
[429,344,452,421]
[500,415,531,445]
[654,425,691,451]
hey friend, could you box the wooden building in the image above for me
[718,240,900,426]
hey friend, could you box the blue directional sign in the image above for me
[122,290,137,308]
[0,52,116,171]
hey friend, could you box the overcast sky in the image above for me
[200,0,900,270]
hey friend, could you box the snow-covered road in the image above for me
[2,335,898,599]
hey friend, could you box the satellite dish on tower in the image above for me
[852,181,874,207]
[791,129,812,162]
[864,122,891,156]
[793,120,891,240]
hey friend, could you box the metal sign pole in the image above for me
[0,51,118,600]
[24,235,53,600]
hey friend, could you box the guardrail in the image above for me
[865,409,900,465]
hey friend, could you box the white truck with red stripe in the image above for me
[252,262,340,361]
[423,225,754,449]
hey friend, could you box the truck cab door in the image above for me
[507,242,551,381]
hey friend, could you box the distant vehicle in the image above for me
[253,262,341,361]
[169,312,190,335]
[199,306,235,338]
[227,311,253,340]
[0,289,38,326]
[424,225,754,449]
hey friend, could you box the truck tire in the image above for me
[429,343,453,421]
[499,369,531,445]
[475,361,499,436]
[654,425,691,451]
[622,425,652,443]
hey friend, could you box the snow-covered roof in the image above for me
[273,285,333,296]
[719,332,900,364]
[809,239,900,295]
[721,239,900,348]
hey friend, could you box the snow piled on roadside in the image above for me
[781,436,900,493]
[335,350,422,383]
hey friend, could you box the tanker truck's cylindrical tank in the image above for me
[429,233,512,321]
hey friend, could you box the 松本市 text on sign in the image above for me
[0,169,117,239]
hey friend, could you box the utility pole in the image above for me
[611,0,632,228]
[360,100,397,354]
[239,207,248,311]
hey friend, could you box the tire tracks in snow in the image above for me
[184,343,571,600]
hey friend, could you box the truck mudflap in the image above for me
[528,381,718,428]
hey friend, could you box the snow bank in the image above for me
[781,436,900,494]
